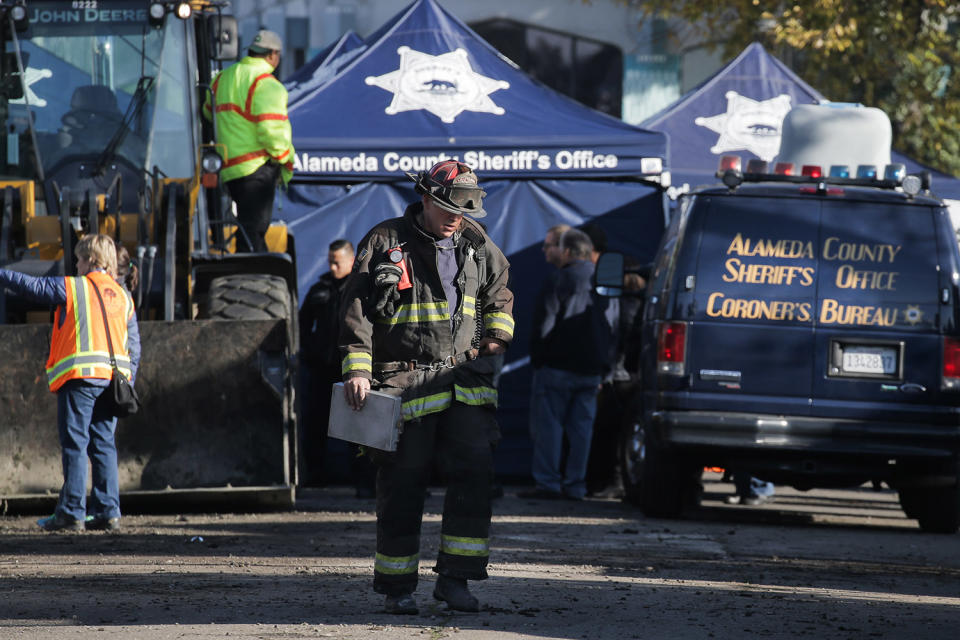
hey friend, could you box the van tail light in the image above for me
[657,321,687,375]
[942,337,960,389]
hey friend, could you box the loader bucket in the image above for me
[0,320,296,512]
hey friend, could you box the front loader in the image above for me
[0,1,299,510]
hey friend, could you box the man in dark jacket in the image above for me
[525,228,614,501]
[298,239,354,486]
[338,160,514,615]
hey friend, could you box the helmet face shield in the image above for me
[431,183,486,215]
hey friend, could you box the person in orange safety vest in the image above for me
[0,234,140,532]
[203,29,294,252]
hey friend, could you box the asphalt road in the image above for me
[2,474,959,639]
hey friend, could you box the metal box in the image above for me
[327,382,403,452]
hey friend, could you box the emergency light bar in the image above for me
[774,162,794,176]
[884,163,906,181]
[829,165,850,178]
[718,156,741,173]
[715,154,927,196]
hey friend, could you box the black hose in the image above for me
[135,245,146,315]
[141,245,157,319]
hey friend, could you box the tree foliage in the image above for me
[626,0,960,174]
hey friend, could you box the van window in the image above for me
[648,199,687,297]
[692,196,818,325]
[817,200,938,330]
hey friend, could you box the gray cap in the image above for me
[248,29,283,54]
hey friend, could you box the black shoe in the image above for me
[37,513,84,532]
[433,576,479,612]
[383,593,418,615]
[516,488,563,500]
[86,516,121,531]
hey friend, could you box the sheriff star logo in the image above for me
[365,47,509,123]
[695,91,793,162]
[904,305,923,326]
[11,66,53,107]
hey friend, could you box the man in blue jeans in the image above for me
[523,228,615,500]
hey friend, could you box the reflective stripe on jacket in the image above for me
[203,56,294,184]
[46,272,134,392]
[339,203,514,420]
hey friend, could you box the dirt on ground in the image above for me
[2,474,960,639]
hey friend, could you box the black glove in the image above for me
[372,262,403,319]
[373,262,402,288]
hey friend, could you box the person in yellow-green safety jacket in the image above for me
[338,160,515,615]
[203,29,294,252]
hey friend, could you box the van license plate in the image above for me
[841,346,897,375]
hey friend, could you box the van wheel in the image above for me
[897,487,923,521]
[620,419,646,505]
[640,438,701,518]
[899,483,960,533]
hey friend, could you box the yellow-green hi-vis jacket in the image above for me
[339,202,515,423]
[203,56,294,184]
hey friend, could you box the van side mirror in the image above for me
[209,15,239,61]
[594,252,624,297]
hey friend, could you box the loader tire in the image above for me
[205,274,292,321]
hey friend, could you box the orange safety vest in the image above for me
[45,271,134,392]
[202,56,295,184]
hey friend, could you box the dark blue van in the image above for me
[601,158,960,533]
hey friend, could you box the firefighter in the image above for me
[339,160,514,614]
[203,29,294,252]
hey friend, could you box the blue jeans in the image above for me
[56,380,121,521]
[529,366,602,498]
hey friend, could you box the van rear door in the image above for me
[811,199,945,421]
[681,194,817,415]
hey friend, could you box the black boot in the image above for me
[433,576,479,612]
[383,593,418,615]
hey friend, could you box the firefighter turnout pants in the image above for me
[373,401,496,596]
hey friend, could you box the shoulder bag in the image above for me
[89,277,141,418]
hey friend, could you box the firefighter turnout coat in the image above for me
[339,203,514,419]
[203,56,294,184]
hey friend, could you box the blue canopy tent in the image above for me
[284,31,366,104]
[287,0,666,181]
[278,0,668,480]
[642,42,960,200]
